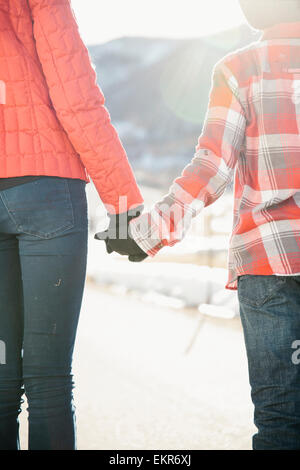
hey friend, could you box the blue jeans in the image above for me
[0,176,88,450]
[238,274,300,450]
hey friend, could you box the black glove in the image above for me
[94,205,148,262]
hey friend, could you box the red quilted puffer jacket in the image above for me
[0,0,143,213]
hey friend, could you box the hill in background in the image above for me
[88,25,259,188]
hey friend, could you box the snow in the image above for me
[198,304,236,320]
[114,121,147,140]
[87,182,238,318]
[88,234,239,316]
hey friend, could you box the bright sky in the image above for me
[71,0,246,45]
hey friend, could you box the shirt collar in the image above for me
[261,22,300,40]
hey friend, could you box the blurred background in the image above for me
[81,0,260,311]
[21,0,259,450]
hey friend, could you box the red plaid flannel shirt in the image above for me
[129,22,300,290]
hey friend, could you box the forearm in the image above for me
[129,147,235,256]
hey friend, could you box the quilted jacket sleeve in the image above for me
[28,0,143,214]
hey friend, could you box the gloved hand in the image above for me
[94,205,148,262]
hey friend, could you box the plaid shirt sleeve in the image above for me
[129,60,247,257]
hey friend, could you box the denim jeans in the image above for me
[0,176,88,450]
[237,274,300,450]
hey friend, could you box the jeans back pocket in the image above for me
[0,177,75,239]
[237,274,287,308]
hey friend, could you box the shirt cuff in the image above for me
[129,213,165,257]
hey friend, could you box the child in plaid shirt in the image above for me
[99,0,300,449]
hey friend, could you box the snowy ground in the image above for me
[19,281,255,450]
[87,182,239,317]
[87,235,240,317]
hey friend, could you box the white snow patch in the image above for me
[88,235,239,316]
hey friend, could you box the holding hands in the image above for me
[94,205,148,262]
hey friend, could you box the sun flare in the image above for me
[71,0,246,45]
